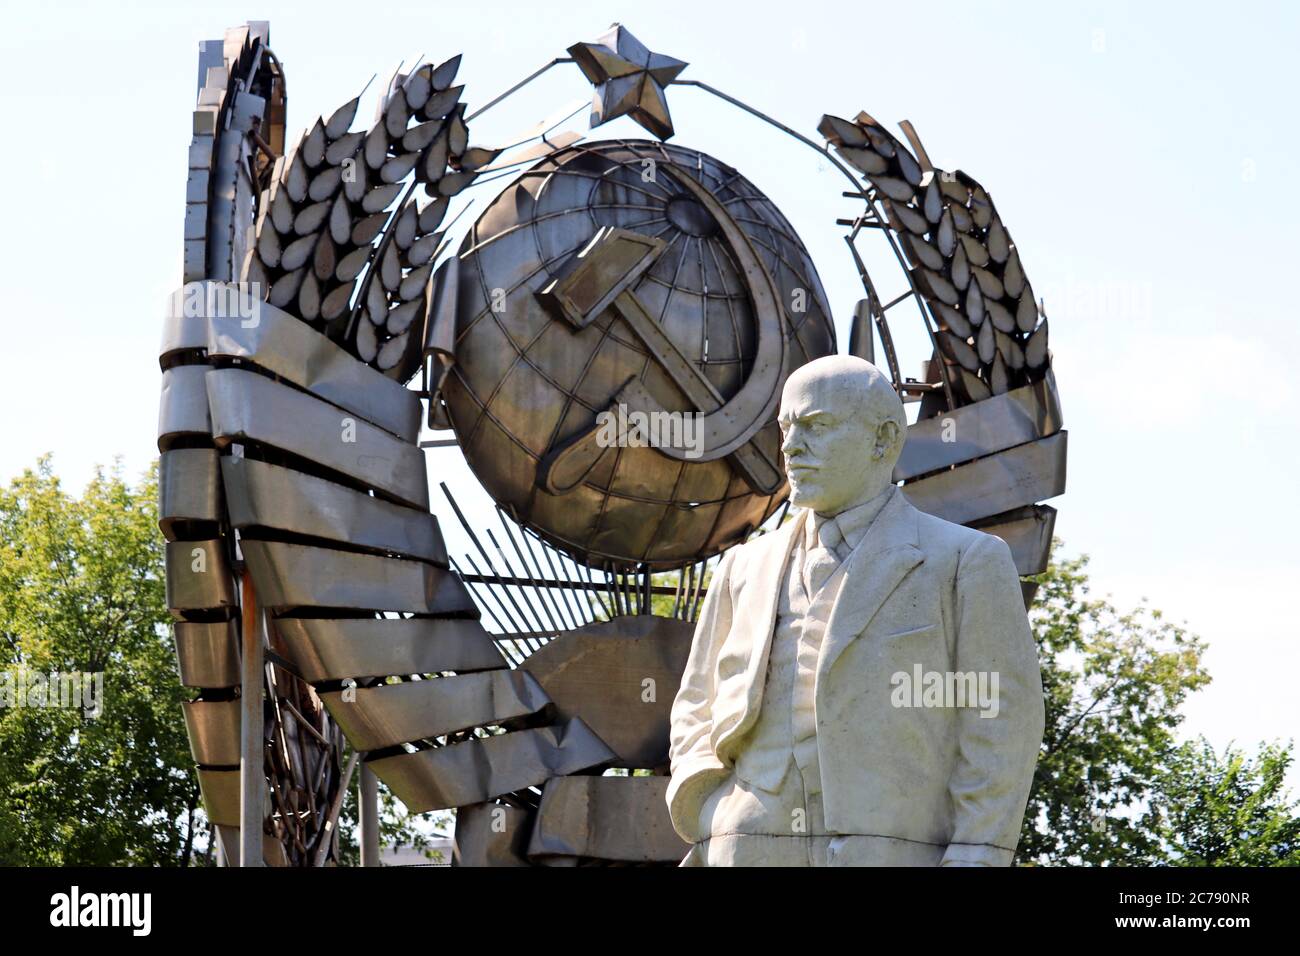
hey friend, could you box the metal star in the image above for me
[567,24,687,140]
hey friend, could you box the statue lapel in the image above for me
[719,511,803,750]
[817,489,924,678]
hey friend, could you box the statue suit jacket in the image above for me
[667,486,1045,866]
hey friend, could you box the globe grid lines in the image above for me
[445,139,835,568]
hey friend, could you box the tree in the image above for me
[0,455,449,865]
[335,776,451,866]
[0,457,200,864]
[1155,738,1300,866]
[1018,545,1213,865]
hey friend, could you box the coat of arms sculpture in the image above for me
[160,20,1065,866]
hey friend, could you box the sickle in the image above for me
[644,164,788,461]
[539,166,790,495]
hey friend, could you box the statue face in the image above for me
[777,359,903,516]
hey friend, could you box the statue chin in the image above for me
[786,484,818,510]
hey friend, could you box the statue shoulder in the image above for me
[911,505,1013,567]
[718,515,799,575]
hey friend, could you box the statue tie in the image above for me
[804,516,844,597]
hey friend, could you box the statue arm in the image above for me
[665,549,736,843]
[941,533,1046,867]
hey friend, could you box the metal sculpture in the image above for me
[436,140,836,568]
[161,20,1065,867]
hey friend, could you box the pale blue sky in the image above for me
[0,0,1296,772]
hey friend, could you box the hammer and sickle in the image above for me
[535,165,788,496]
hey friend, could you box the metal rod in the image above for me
[670,565,685,619]
[525,531,580,630]
[844,233,903,388]
[682,563,695,622]
[502,511,574,632]
[673,79,863,193]
[485,528,549,635]
[882,288,915,312]
[280,697,329,746]
[868,195,958,411]
[359,766,380,867]
[440,483,542,652]
[575,559,610,621]
[449,556,511,637]
[494,515,564,635]
[312,749,358,867]
[459,554,531,657]
[239,571,265,867]
[642,566,652,616]
[689,558,709,621]
[466,57,574,122]
[539,536,589,625]
[604,563,623,617]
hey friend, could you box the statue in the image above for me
[666,355,1045,866]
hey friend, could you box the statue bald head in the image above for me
[778,355,907,516]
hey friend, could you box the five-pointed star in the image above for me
[567,24,688,140]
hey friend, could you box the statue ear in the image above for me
[872,419,902,460]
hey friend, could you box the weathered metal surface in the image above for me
[157,366,213,450]
[320,670,552,751]
[274,617,504,683]
[159,448,222,540]
[527,775,688,864]
[972,504,1057,577]
[444,140,835,569]
[175,20,357,868]
[174,620,240,688]
[536,219,785,495]
[182,699,242,765]
[199,777,280,849]
[202,284,422,441]
[160,291,213,366]
[165,539,237,616]
[197,768,242,827]
[893,371,1062,482]
[221,456,446,564]
[568,25,687,140]
[452,802,534,867]
[521,616,693,768]
[366,718,615,813]
[901,431,1067,526]
[205,368,429,509]
[241,540,473,614]
[821,111,1053,409]
[244,54,467,385]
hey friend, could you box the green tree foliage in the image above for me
[1020,546,1210,864]
[1019,544,1298,865]
[0,457,201,864]
[0,456,453,865]
[1155,739,1300,866]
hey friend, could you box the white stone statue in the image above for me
[667,355,1045,866]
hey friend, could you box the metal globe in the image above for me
[443,140,835,569]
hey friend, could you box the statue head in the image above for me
[777,355,907,516]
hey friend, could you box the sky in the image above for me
[0,0,1296,778]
